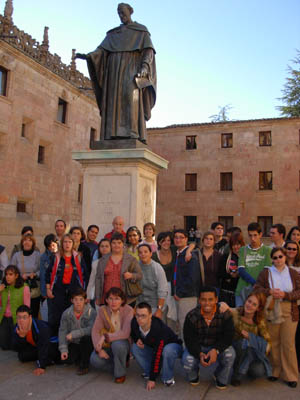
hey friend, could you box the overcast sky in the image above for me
[7,0,300,127]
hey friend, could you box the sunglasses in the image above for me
[272,255,284,260]
[286,247,298,251]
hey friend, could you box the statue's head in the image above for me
[117,3,133,25]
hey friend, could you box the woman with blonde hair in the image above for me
[221,291,271,386]
[46,234,87,335]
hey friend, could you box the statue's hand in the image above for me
[75,53,87,60]
[138,65,148,78]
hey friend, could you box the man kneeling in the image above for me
[12,305,60,375]
[59,288,96,375]
[131,302,183,390]
[182,286,235,389]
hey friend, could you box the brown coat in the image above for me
[254,267,300,321]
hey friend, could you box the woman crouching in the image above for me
[90,287,133,383]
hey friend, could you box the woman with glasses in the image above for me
[254,247,300,388]
[126,226,142,260]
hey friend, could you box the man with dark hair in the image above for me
[172,229,201,339]
[59,288,96,375]
[269,223,286,248]
[211,222,227,253]
[131,302,183,390]
[235,222,271,306]
[12,305,60,375]
[82,225,99,258]
[182,286,235,390]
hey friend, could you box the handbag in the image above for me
[99,307,115,348]
[264,269,284,324]
[124,263,143,298]
[21,254,40,299]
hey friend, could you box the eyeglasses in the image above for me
[272,255,284,260]
[286,247,298,251]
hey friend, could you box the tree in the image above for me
[277,49,300,117]
[209,104,232,123]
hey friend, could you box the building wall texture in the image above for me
[0,39,100,251]
[147,118,300,236]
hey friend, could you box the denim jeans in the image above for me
[182,346,235,385]
[90,339,130,378]
[233,339,267,379]
[131,342,183,382]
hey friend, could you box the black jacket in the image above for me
[131,316,182,381]
[183,304,234,359]
[12,319,53,369]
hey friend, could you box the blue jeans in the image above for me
[182,346,235,385]
[90,339,130,378]
[131,342,183,382]
[233,339,267,378]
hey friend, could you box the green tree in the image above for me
[209,104,232,122]
[278,50,300,117]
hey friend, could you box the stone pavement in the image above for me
[0,349,299,400]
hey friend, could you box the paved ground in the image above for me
[0,349,299,400]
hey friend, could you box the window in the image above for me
[184,216,197,232]
[220,172,232,191]
[259,171,272,190]
[185,173,197,191]
[21,123,26,138]
[0,66,8,96]
[259,131,272,146]
[257,216,273,237]
[221,133,232,148]
[218,216,233,232]
[90,128,96,149]
[38,145,45,164]
[16,201,26,213]
[57,98,67,123]
[78,183,82,203]
[186,136,197,150]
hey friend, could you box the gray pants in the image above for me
[90,339,130,378]
[175,296,198,341]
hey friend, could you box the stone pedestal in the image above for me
[72,148,168,234]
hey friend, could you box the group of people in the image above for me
[0,217,300,390]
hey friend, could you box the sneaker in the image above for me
[189,376,200,386]
[141,373,149,380]
[215,379,227,390]
[164,378,175,387]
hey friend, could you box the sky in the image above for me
[6,0,300,127]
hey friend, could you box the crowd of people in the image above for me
[0,217,300,390]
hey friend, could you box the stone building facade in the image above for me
[148,117,300,237]
[0,1,100,251]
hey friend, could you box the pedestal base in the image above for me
[72,148,168,234]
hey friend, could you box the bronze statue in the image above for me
[76,3,156,143]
